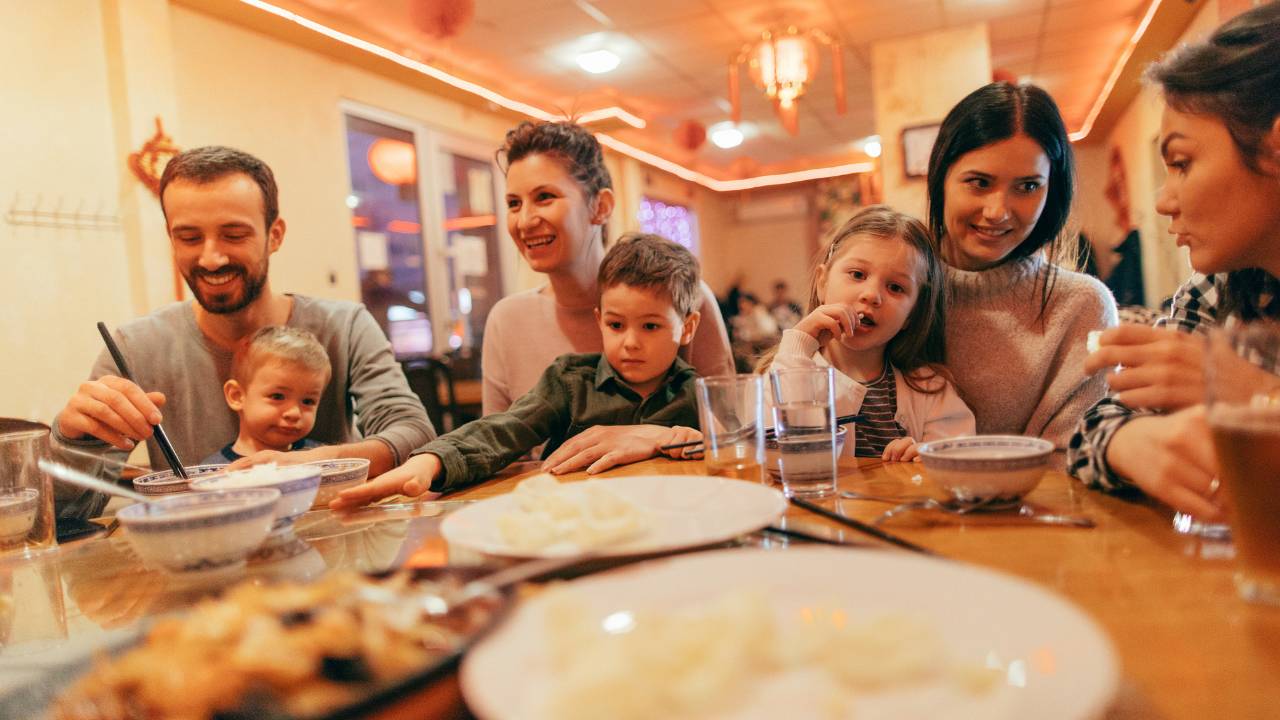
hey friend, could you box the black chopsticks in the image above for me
[97,322,188,479]
[659,413,863,452]
[788,496,939,556]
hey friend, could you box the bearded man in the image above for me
[54,146,435,519]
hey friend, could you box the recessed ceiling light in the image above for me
[710,125,744,149]
[863,136,882,159]
[576,49,620,74]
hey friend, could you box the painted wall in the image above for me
[605,154,816,308]
[871,23,993,219]
[697,186,817,304]
[1075,0,1221,307]
[1,0,761,424]
[168,4,522,303]
[1,2,138,422]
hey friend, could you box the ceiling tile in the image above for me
[942,0,1045,26]
[988,11,1044,43]
[585,0,713,30]
[281,0,1155,178]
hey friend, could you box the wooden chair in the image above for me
[400,358,464,434]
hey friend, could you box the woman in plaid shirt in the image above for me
[1068,2,1280,519]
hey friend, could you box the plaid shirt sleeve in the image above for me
[1066,273,1224,491]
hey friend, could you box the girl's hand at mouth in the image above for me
[794,304,860,347]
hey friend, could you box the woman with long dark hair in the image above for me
[927,83,1117,448]
[1069,2,1280,519]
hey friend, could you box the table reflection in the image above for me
[0,507,461,696]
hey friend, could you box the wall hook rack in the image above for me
[5,193,122,231]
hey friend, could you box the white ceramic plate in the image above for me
[462,547,1119,720]
[440,475,786,559]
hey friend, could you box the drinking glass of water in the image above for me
[695,375,765,483]
[1205,321,1280,605]
[769,368,838,498]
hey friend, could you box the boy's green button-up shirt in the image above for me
[417,353,699,493]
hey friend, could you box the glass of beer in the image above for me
[695,375,765,482]
[1206,321,1280,606]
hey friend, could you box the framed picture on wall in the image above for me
[901,123,941,178]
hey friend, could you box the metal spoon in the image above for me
[838,489,921,504]
[360,553,590,617]
[1015,505,1096,528]
[39,459,155,504]
[874,496,1020,524]
[874,495,1094,528]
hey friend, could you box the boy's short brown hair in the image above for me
[597,233,701,316]
[231,326,331,386]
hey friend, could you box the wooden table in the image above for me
[445,456,1280,720]
[7,458,1274,718]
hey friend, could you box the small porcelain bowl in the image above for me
[0,488,40,546]
[191,464,322,534]
[765,426,849,478]
[307,458,371,508]
[917,435,1055,502]
[117,488,280,573]
[132,464,229,496]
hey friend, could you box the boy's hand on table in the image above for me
[542,424,685,475]
[656,426,702,459]
[328,454,442,511]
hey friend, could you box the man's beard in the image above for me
[186,259,269,314]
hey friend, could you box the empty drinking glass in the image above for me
[695,375,765,483]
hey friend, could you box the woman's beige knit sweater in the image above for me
[944,254,1118,449]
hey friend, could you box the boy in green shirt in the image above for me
[331,233,705,506]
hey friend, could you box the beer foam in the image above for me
[1207,404,1280,432]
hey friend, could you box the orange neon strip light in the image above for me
[1070,0,1164,142]
[235,0,871,190]
[595,134,874,192]
[443,214,497,231]
[386,220,422,234]
[237,0,643,130]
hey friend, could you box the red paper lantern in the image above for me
[368,139,417,186]
[673,120,707,152]
[408,0,475,39]
[992,68,1019,84]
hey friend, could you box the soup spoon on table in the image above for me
[39,459,157,506]
[873,495,1095,528]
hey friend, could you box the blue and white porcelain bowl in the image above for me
[191,464,322,534]
[132,464,229,496]
[0,488,40,546]
[306,458,371,509]
[117,488,280,573]
[917,435,1055,502]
